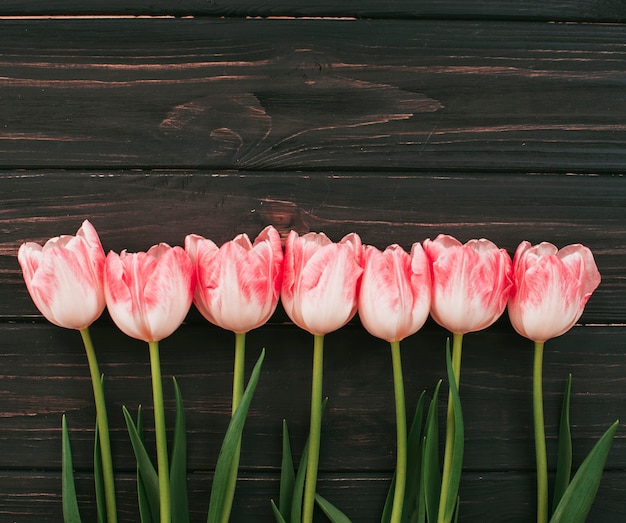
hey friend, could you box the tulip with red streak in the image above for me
[104,243,195,523]
[104,244,195,342]
[423,234,513,335]
[422,234,512,523]
[281,231,363,336]
[185,226,283,522]
[18,220,118,522]
[185,225,283,334]
[358,243,431,342]
[508,241,601,343]
[18,220,106,330]
[281,230,363,523]
[358,242,431,523]
[508,241,601,523]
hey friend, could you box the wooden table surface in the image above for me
[1,2,625,521]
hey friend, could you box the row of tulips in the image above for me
[18,221,617,523]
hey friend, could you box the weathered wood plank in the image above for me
[0,1,625,22]
[1,469,623,522]
[1,19,626,170]
[2,171,625,322]
[0,322,622,473]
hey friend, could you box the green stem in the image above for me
[302,334,325,523]
[438,332,464,523]
[534,341,548,523]
[390,340,407,523]
[80,328,118,523]
[149,341,171,523]
[221,332,246,523]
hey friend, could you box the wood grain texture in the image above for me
[1,8,625,522]
[0,322,623,520]
[0,470,624,522]
[1,19,626,171]
[1,1,625,22]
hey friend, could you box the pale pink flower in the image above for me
[423,234,513,334]
[358,243,431,342]
[104,244,195,342]
[185,226,283,333]
[18,220,106,330]
[281,231,363,336]
[508,242,601,342]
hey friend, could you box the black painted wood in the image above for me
[0,6,624,523]
[1,1,626,22]
[1,19,626,171]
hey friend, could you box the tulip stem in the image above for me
[438,332,463,523]
[533,341,548,523]
[80,328,118,523]
[220,332,246,523]
[149,341,171,523]
[390,340,407,523]
[303,334,325,523]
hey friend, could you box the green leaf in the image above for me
[443,342,464,522]
[94,419,106,523]
[382,391,428,523]
[271,499,288,523]
[123,405,159,521]
[207,349,265,523]
[170,377,190,523]
[279,419,296,518]
[315,493,353,522]
[402,391,427,523]
[62,415,82,523]
[422,380,442,523]
[290,397,329,523]
[135,407,156,523]
[549,420,619,523]
[552,374,573,513]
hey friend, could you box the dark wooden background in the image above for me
[1,2,625,521]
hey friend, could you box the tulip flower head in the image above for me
[282,231,363,336]
[423,234,513,334]
[185,226,283,333]
[358,243,431,342]
[18,220,106,330]
[508,241,601,343]
[104,244,195,342]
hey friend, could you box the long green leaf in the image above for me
[402,391,427,523]
[443,342,464,522]
[62,415,82,523]
[422,381,442,523]
[135,407,156,523]
[552,374,573,513]
[315,493,353,523]
[94,419,106,523]
[271,499,288,523]
[290,397,329,523]
[123,406,160,519]
[207,349,265,523]
[170,377,190,523]
[382,391,428,523]
[278,419,296,518]
[549,420,619,523]
[94,375,106,523]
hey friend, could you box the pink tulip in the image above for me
[508,241,601,342]
[18,220,106,330]
[358,243,431,342]
[423,234,513,334]
[185,226,283,333]
[104,244,195,342]
[281,231,363,336]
